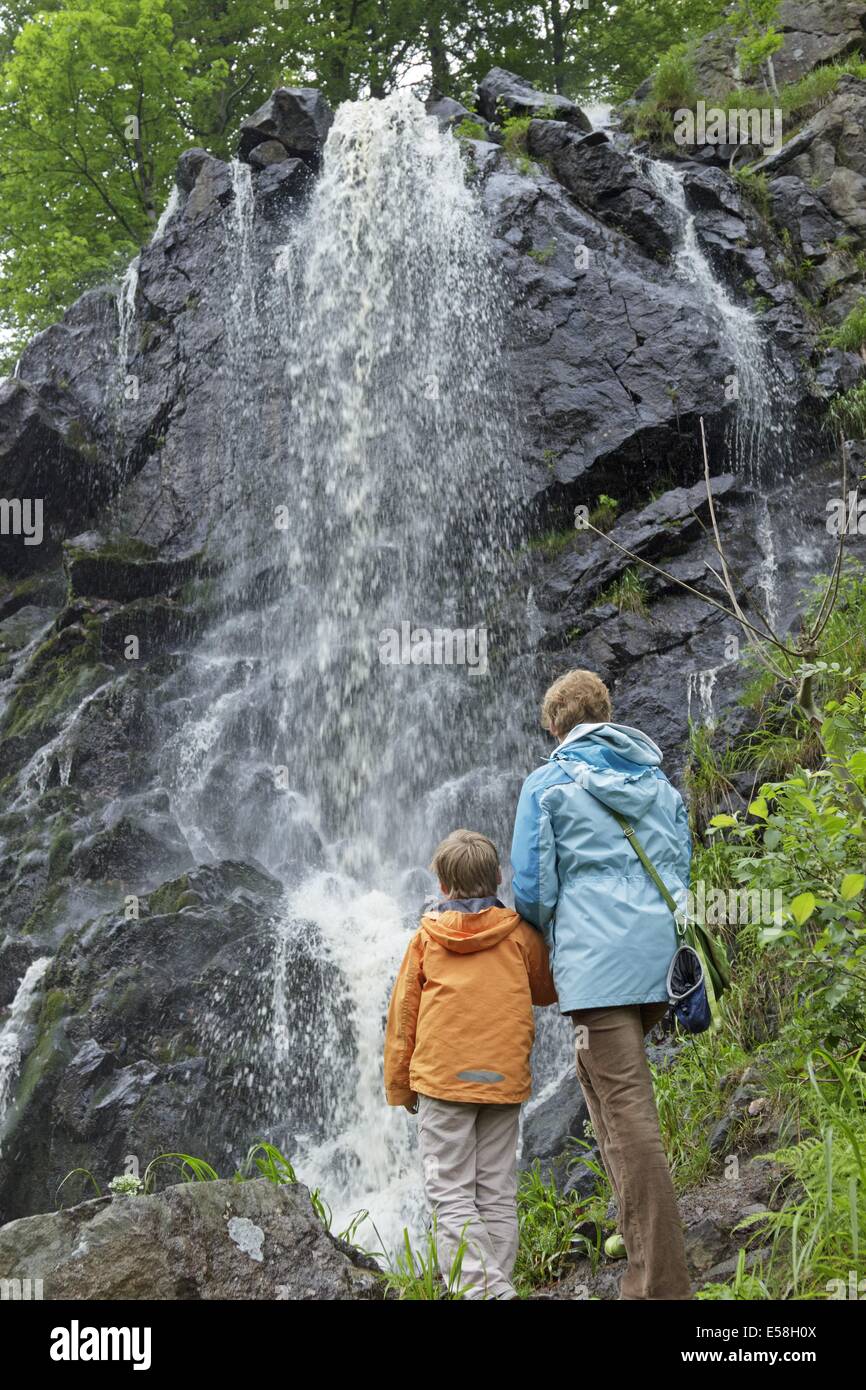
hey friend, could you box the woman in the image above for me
[510,668,692,1300]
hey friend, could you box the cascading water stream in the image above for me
[640,157,793,723]
[159,92,571,1247]
[0,958,51,1153]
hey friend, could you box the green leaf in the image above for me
[840,874,866,901]
[708,814,738,828]
[790,892,817,927]
[748,796,769,820]
[759,926,791,942]
[763,828,782,849]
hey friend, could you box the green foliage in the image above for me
[598,567,649,616]
[500,112,535,172]
[453,117,487,140]
[589,494,619,532]
[822,298,866,353]
[732,168,770,217]
[527,527,575,559]
[684,723,738,834]
[528,240,557,264]
[742,1049,866,1299]
[378,1218,469,1299]
[828,383,866,441]
[712,57,866,124]
[704,688,866,1037]
[623,44,700,149]
[0,0,190,354]
[698,1247,770,1299]
[726,0,782,85]
[514,1154,608,1291]
[557,0,727,103]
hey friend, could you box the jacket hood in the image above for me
[551,721,664,819]
[421,903,524,954]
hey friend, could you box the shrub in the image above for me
[822,298,866,353]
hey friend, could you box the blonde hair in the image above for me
[541,669,612,739]
[431,829,499,898]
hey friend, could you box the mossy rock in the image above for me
[147,874,191,917]
[63,535,202,604]
[0,621,110,772]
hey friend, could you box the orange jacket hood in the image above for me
[421,905,524,954]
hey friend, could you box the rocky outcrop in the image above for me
[478,66,592,130]
[754,75,866,298]
[689,0,866,97]
[238,88,334,168]
[471,118,823,494]
[0,1177,381,1299]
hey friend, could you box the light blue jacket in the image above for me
[510,722,691,1012]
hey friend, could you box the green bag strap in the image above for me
[607,808,682,921]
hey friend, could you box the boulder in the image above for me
[527,120,679,255]
[238,87,334,167]
[425,94,489,132]
[521,1068,590,1168]
[0,1178,381,1299]
[478,67,592,131]
[252,157,313,212]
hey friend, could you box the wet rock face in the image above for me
[238,87,334,168]
[0,856,356,1224]
[472,124,819,496]
[0,1178,382,1299]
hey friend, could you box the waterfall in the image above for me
[0,958,51,1149]
[642,157,791,715]
[116,256,140,378]
[642,159,790,484]
[161,91,557,1246]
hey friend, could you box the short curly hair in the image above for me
[540,669,612,739]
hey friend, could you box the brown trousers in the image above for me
[570,1003,692,1300]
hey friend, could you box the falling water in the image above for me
[642,158,793,716]
[161,91,553,1246]
[642,159,791,484]
[116,256,140,379]
[0,958,51,1149]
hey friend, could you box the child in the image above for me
[384,828,556,1300]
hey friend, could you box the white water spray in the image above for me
[0,958,51,1146]
[161,92,557,1247]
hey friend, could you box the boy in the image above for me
[384,828,556,1300]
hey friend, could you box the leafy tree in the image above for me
[727,0,783,96]
[0,0,190,347]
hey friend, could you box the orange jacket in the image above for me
[384,901,557,1106]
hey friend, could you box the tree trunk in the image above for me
[426,6,451,97]
[549,0,566,93]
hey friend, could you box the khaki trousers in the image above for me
[417,1094,521,1300]
[570,1003,692,1300]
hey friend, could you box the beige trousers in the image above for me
[570,1003,692,1300]
[417,1094,522,1300]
